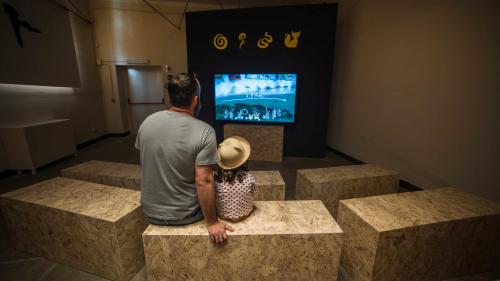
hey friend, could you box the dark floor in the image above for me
[0,135,498,281]
[0,134,354,198]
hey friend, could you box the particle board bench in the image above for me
[251,170,285,200]
[223,123,284,162]
[295,164,399,217]
[61,160,141,190]
[62,160,286,200]
[337,187,500,281]
[0,177,148,281]
[142,200,343,281]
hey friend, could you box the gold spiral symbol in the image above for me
[257,32,273,49]
[213,34,228,50]
[238,32,247,49]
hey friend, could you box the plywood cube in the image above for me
[224,124,283,162]
[62,161,285,201]
[338,188,500,281]
[252,170,285,200]
[0,177,148,281]
[295,164,399,217]
[143,200,343,281]
[61,160,141,190]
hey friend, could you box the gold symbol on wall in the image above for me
[257,32,273,49]
[238,32,247,48]
[213,34,228,50]
[284,31,301,48]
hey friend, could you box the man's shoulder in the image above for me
[189,118,215,134]
[142,111,215,136]
[142,110,166,123]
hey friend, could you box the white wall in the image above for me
[328,0,500,201]
[0,0,80,87]
[0,0,105,171]
[90,0,199,133]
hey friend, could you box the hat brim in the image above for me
[217,136,251,170]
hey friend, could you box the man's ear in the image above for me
[192,95,199,107]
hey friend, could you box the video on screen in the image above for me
[214,73,297,123]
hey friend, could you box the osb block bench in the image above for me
[223,123,284,162]
[252,170,285,200]
[142,200,343,281]
[61,160,141,190]
[0,177,148,281]
[338,187,500,281]
[295,164,399,217]
[62,160,286,200]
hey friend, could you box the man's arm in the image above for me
[195,165,234,244]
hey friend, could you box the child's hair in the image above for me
[214,162,248,184]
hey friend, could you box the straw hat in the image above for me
[217,136,251,170]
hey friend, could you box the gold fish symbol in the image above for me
[284,31,301,48]
[257,32,273,49]
[213,34,228,50]
[238,32,246,49]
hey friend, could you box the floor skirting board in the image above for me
[326,146,422,192]
[76,132,130,149]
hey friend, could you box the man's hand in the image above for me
[207,221,234,244]
[195,165,235,244]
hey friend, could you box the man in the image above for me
[135,73,233,244]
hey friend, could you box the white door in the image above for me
[120,66,167,134]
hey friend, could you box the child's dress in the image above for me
[215,171,257,221]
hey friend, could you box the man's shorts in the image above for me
[144,207,204,226]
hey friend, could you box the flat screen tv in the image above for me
[214,73,297,124]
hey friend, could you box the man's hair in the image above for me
[167,73,199,107]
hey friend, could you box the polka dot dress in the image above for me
[215,171,257,221]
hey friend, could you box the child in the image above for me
[214,136,256,222]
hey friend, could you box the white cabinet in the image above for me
[0,119,76,174]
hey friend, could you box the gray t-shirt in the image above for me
[135,110,218,220]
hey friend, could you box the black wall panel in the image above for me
[186,4,337,157]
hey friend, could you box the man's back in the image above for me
[135,110,218,221]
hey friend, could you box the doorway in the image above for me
[117,65,167,135]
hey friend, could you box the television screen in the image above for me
[214,73,297,124]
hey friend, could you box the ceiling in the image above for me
[155,0,338,9]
